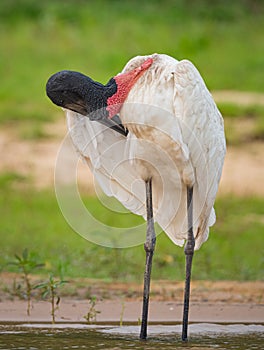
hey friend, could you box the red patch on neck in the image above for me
[106,57,153,119]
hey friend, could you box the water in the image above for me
[0,323,263,350]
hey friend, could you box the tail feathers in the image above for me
[161,206,216,250]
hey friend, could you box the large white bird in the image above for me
[46,53,226,341]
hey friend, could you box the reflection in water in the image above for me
[0,324,263,350]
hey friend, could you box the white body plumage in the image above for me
[66,53,226,250]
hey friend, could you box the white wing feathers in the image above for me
[66,111,146,216]
[172,60,226,249]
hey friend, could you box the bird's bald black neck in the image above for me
[85,77,118,118]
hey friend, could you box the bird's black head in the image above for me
[46,70,111,116]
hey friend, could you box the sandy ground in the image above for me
[212,90,264,106]
[0,278,263,324]
[1,300,263,324]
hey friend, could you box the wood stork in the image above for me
[46,53,226,341]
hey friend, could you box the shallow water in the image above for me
[0,323,263,350]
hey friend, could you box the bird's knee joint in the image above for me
[184,239,195,256]
[144,238,156,253]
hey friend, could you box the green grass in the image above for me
[219,104,264,119]
[0,175,263,281]
[0,0,264,127]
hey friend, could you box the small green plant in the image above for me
[119,300,125,327]
[83,296,101,323]
[8,248,44,315]
[34,274,68,324]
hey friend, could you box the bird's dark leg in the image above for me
[182,186,195,341]
[140,178,156,340]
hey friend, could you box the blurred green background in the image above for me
[0,0,263,282]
